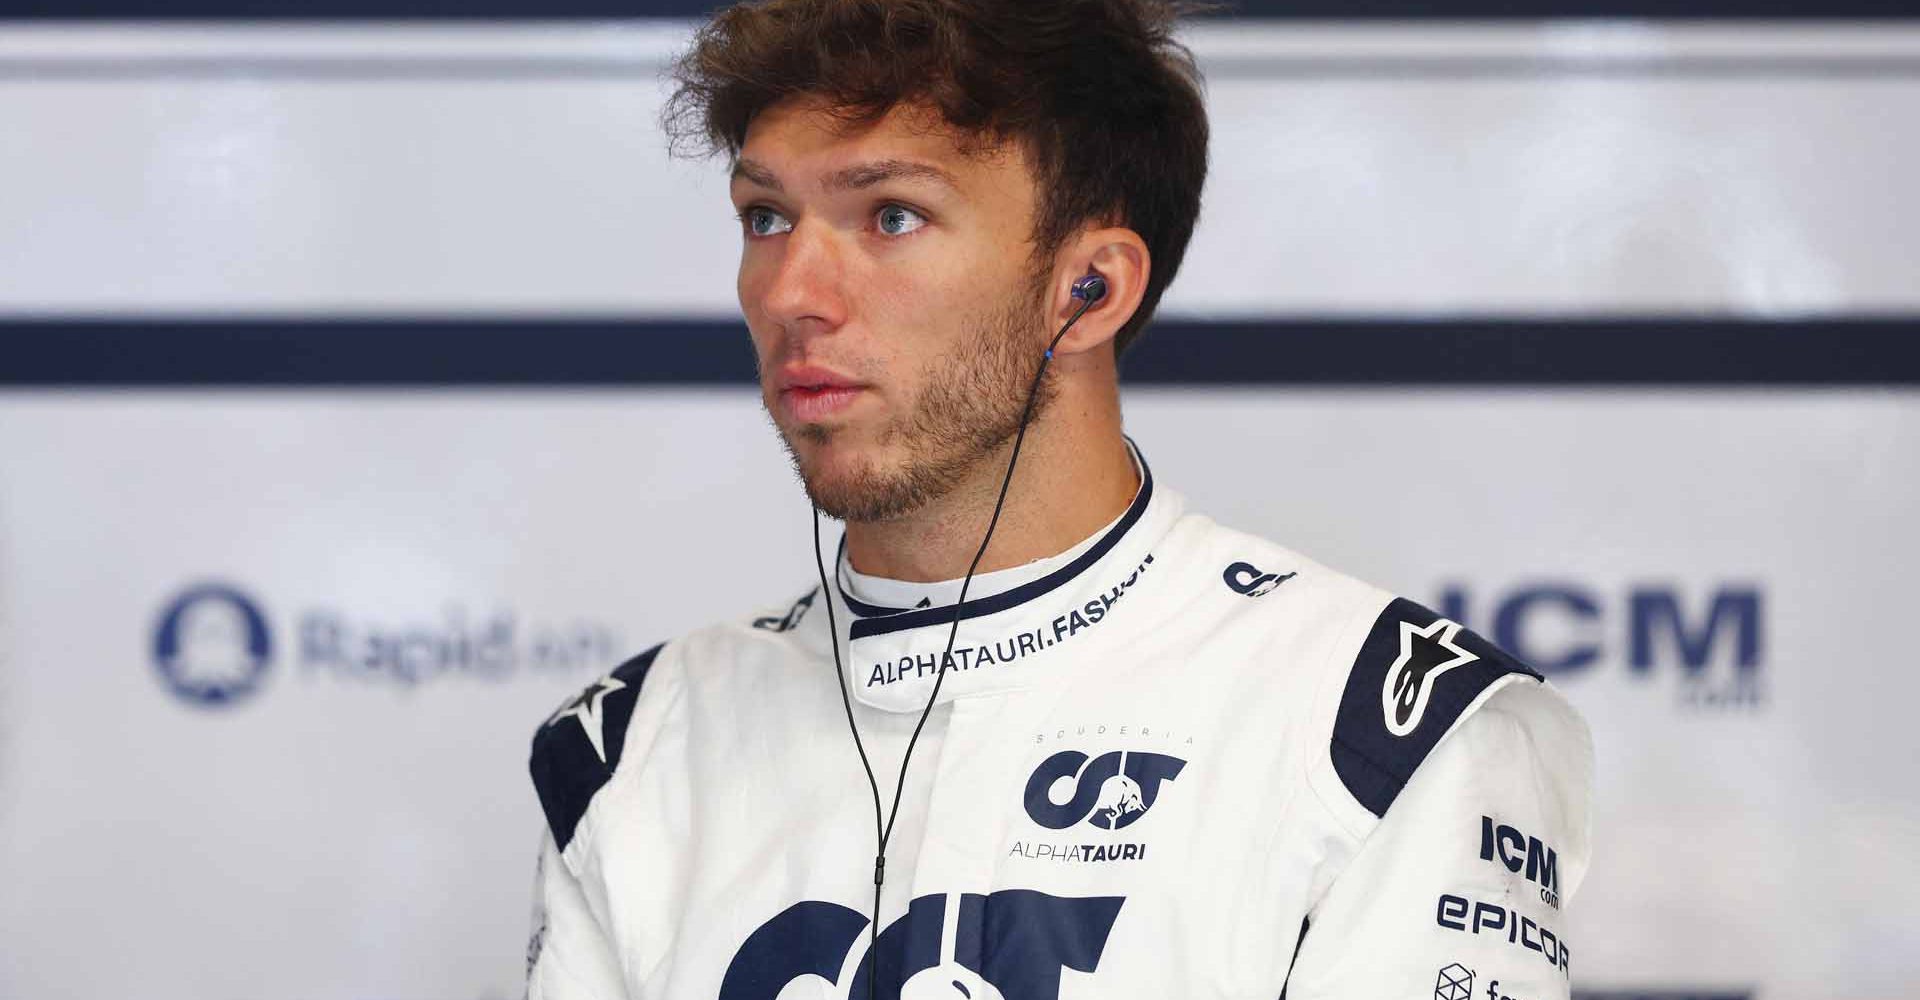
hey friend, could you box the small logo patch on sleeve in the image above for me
[1383,617,1480,737]
[529,643,664,852]
[1332,599,1540,817]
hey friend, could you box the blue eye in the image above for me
[876,204,927,237]
[742,206,792,237]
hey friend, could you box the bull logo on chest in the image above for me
[719,890,1124,1000]
[1023,750,1187,831]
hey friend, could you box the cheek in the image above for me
[737,260,780,362]
[872,259,962,334]
[736,252,771,320]
[893,275,993,369]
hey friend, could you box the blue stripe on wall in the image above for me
[4,316,1916,386]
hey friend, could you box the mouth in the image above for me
[775,365,868,425]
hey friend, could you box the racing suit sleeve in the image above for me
[526,832,628,1000]
[1285,683,1593,999]
[526,643,666,999]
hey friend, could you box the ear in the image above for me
[1046,226,1151,357]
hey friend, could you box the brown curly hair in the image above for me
[666,0,1211,354]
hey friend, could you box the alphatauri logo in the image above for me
[721,890,1123,1000]
[1023,749,1187,830]
[751,589,815,633]
[1223,561,1294,597]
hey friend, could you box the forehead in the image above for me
[736,97,1033,197]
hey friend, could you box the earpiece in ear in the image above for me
[1070,272,1108,305]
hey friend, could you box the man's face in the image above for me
[731,98,1053,523]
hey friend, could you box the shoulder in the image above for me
[527,642,670,855]
[1159,504,1592,854]
[526,585,824,855]
[1159,511,1369,609]
[1310,592,1590,834]
[1430,680,1595,897]
[1172,511,1586,831]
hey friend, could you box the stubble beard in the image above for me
[777,287,1056,524]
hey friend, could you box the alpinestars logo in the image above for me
[545,674,626,763]
[720,890,1123,1000]
[1023,749,1186,830]
[1383,617,1479,737]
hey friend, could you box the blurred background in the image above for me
[2,1,1918,998]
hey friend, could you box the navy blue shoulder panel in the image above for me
[1331,598,1541,818]
[529,643,665,852]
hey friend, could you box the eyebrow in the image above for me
[731,158,784,192]
[729,157,959,195]
[823,159,959,192]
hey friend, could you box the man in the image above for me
[527,1,1591,998]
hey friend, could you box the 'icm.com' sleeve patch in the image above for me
[1331,599,1541,818]
[529,643,665,852]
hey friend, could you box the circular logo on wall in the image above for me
[152,583,273,708]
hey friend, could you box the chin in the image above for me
[783,421,861,477]
[789,439,937,524]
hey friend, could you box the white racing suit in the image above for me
[526,453,1593,1000]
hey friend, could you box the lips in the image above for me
[776,365,867,424]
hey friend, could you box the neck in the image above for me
[842,368,1137,584]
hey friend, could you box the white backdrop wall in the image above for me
[1,19,1917,1000]
[4,22,1920,315]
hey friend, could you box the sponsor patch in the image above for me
[1435,893,1571,978]
[1331,598,1541,817]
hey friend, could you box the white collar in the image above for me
[821,442,1182,713]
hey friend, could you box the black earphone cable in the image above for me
[809,289,1100,999]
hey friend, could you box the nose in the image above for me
[757,219,848,336]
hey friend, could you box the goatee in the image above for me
[777,293,1056,524]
